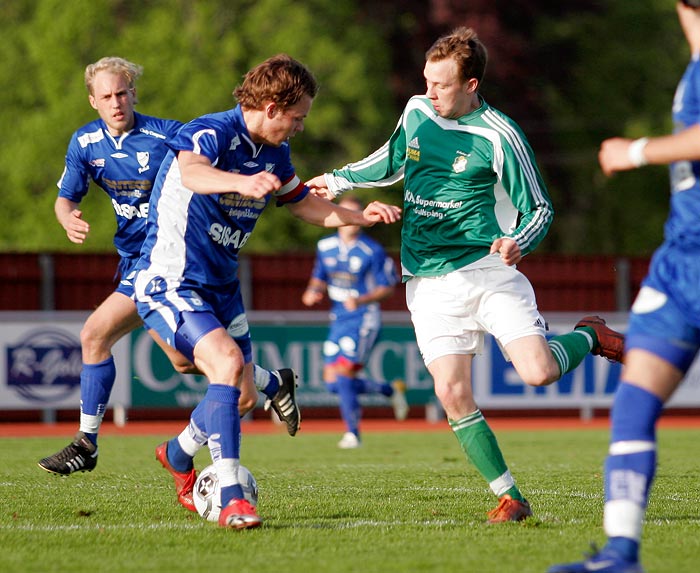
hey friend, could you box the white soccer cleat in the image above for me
[337,432,361,449]
[390,380,409,421]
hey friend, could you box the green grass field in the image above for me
[2,427,699,573]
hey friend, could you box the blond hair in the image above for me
[84,57,143,97]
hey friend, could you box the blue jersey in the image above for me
[312,233,398,325]
[57,112,182,258]
[667,55,700,246]
[626,55,700,372]
[136,105,308,287]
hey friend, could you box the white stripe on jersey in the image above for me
[148,158,192,279]
[192,129,217,161]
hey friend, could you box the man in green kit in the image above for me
[308,26,624,522]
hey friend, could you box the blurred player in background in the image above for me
[39,56,299,478]
[308,27,624,523]
[134,54,401,529]
[549,2,700,571]
[302,195,408,449]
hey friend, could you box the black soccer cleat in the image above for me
[38,431,98,475]
[264,368,301,436]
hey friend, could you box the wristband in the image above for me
[628,137,649,167]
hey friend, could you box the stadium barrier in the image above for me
[3,310,700,425]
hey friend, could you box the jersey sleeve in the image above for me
[167,117,228,164]
[497,120,554,257]
[56,132,91,202]
[324,113,407,196]
[273,143,309,206]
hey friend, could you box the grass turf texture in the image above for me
[2,428,699,573]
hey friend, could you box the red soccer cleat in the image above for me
[486,494,532,524]
[218,498,262,529]
[575,315,625,363]
[155,442,197,512]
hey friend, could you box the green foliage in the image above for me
[0,0,396,253]
[533,0,686,254]
[2,427,699,572]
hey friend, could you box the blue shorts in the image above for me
[627,243,700,373]
[115,256,140,298]
[323,312,380,369]
[134,272,252,364]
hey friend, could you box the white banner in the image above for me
[1,311,700,412]
[0,312,130,410]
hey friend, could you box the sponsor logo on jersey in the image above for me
[208,223,251,249]
[137,151,150,174]
[407,137,420,162]
[139,127,167,140]
[112,199,148,219]
[77,129,105,148]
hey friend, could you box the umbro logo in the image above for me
[244,161,258,168]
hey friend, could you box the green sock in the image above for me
[449,410,523,501]
[548,328,595,377]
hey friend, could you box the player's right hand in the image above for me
[64,209,90,244]
[238,171,281,199]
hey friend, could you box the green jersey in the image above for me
[325,95,553,278]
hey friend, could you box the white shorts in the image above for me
[406,257,546,366]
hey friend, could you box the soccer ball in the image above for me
[193,464,258,522]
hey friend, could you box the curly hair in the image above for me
[233,54,318,111]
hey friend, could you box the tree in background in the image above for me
[0,0,689,256]
[0,0,396,252]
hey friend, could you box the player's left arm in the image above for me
[599,124,700,176]
[493,129,553,263]
[286,192,401,227]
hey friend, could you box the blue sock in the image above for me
[336,375,360,436]
[166,436,194,472]
[79,357,116,445]
[165,399,208,473]
[353,377,392,397]
[254,365,279,399]
[604,382,663,562]
[204,384,243,505]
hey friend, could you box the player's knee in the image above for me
[519,364,559,387]
[80,323,110,356]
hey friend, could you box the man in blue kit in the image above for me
[38,57,300,478]
[302,195,408,449]
[549,2,700,571]
[134,54,401,528]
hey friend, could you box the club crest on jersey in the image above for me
[137,151,150,173]
[407,137,420,162]
[452,154,468,173]
[229,135,241,150]
[265,163,275,172]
